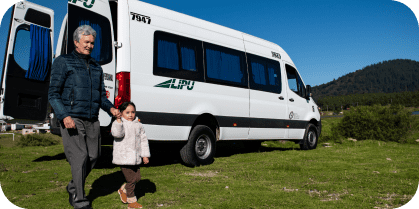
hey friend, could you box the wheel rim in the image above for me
[307,129,317,147]
[195,134,212,160]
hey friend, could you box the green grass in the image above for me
[0,122,418,209]
[321,106,419,116]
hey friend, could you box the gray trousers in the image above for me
[60,117,101,208]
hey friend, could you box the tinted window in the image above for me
[153,31,203,81]
[286,64,306,98]
[248,55,282,93]
[180,44,196,71]
[204,43,247,88]
[157,39,179,70]
[24,8,51,28]
[13,28,31,70]
[68,4,113,65]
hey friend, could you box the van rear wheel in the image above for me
[180,125,216,167]
[300,123,318,150]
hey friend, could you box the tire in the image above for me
[300,123,318,150]
[180,125,216,167]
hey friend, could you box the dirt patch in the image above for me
[373,193,413,209]
[319,190,350,201]
[282,187,298,192]
[185,171,217,177]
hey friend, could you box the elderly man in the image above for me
[48,25,121,209]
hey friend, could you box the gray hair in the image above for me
[73,25,97,43]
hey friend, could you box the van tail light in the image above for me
[115,72,130,108]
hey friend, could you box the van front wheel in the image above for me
[300,123,318,150]
[180,125,216,167]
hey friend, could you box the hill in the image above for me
[311,59,419,101]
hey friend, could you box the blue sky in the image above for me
[0,0,418,87]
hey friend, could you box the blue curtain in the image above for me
[251,61,266,85]
[25,24,51,81]
[79,20,102,61]
[206,49,222,79]
[157,40,179,70]
[206,48,242,83]
[181,45,196,71]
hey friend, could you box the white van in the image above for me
[0,0,321,166]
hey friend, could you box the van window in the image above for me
[204,43,247,88]
[248,55,282,93]
[157,39,179,70]
[286,64,306,97]
[153,31,203,81]
[13,27,31,71]
[24,8,51,28]
[180,44,196,71]
[67,4,112,65]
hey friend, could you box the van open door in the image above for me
[0,1,54,123]
[67,0,117,127]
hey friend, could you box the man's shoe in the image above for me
[127,202,143,209]
[118,184,128,203]
[67,185,75,207]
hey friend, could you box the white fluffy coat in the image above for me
[111,117,150,165]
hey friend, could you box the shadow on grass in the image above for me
[33,152,66,162]
[32,143,185,168]
[86,171,156,202]
[32,141,298,167]
[215,141,299,158]
[134,179,157,198]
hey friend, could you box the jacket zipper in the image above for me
[86,60,92,119]
[70,88,74,109]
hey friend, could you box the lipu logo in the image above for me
[68,0,95,9]
[154,79,195,90]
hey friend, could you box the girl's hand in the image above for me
[143,157,149,164]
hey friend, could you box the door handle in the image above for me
[289,98,294,102]
[278,96,284,100]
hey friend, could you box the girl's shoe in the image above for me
[118,184,128,203]
[127,202,143,209]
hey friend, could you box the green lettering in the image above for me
[178,80,188,89]
[154,79,173,88]
[170,79,178,89]
[187,81,195,90]
[83,0,95,8]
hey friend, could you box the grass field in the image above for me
[1,116,419,209]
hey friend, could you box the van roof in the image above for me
[129,0,294,65]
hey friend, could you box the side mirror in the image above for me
[306,85,312,99]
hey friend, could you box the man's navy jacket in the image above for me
[48,51,114,121]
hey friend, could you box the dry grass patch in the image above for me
[184,171,218,177]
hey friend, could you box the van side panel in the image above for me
[125,0,320,142]
[283,62,312,139]
[128,0,250,141]
[243,34,289,140]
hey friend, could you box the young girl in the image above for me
[112,101,150,209]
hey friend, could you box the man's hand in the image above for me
[110,107,121,118]
[63,116,76,129]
